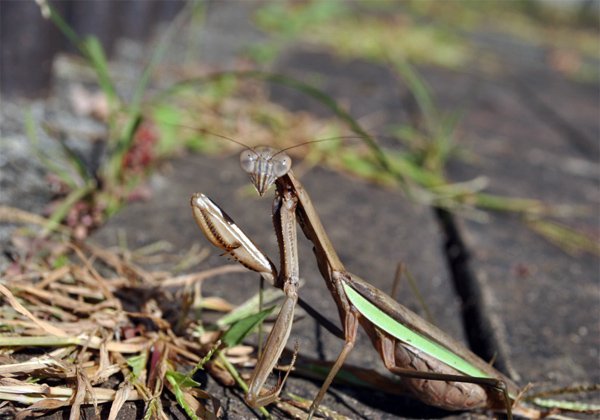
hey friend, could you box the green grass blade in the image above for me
[83,37,118,106]
[217,288,282,328]
[245,71,391,172]
[44,3,84,51]
[42,180,96,236]
[527,218,600,256]
[217,351,271,418]
[42,124,93,183]
[474,193,545,214]
[392,59,438,136]
[42,5,118,108]
[221,306,276,348]
[126,353,148,381]
[121,1,202,154]
[187,345,219,379]
[532,397,600,413]
[166,373,200,420]
[24,111,78,189]
[151,70,397,180]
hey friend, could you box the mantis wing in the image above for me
[342,272,520,396]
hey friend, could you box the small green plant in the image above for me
[31,2,207,237]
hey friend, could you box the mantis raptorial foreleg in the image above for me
[191,192,276,284]
[191,188,303,407]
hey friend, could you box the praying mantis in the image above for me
[190,144,593,419]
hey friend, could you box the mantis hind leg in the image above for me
[377,332,514,420]
[307,309,360,420]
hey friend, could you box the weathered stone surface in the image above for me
[424,67,600,388]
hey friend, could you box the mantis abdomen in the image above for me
[371,328,496,410]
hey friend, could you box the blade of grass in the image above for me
[393,59,438,136]
[41,122,94,182]
[0,383,141,403]
[527,218,600,257]
[0,284,68,337]
[221,306,276,348]
[216,351,271,418]
[0,335,148,353]
[43,4,118,109]
[83,36,118,107]
[166,371,202,420]
[285,393,349,420]
[0,205,70,233]
[118,0,201,171]
[217,289,282,328]
[43,180,96,236]
[43,2,84,51]
[531,397,600,413]
[126,353,148,381]
[152,70,397,180]
[187,343,220,379]
[474,193,545,214]
[24,110,79,189]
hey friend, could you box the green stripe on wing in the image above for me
[342,282,489,378]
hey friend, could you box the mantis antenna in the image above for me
[238,137,366,196]
[149,115,372,194]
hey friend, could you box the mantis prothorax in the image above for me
[190,145,589,419]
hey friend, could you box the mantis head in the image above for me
[240,146,292,196]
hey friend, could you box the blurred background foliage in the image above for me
[251,0,598,81]
[24,0,599,255]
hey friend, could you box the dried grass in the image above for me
[0,230,246,419]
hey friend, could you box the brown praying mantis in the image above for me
[190,144,596,419]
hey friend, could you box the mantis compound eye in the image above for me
[240,149,258,174]
[271,154,291,178]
